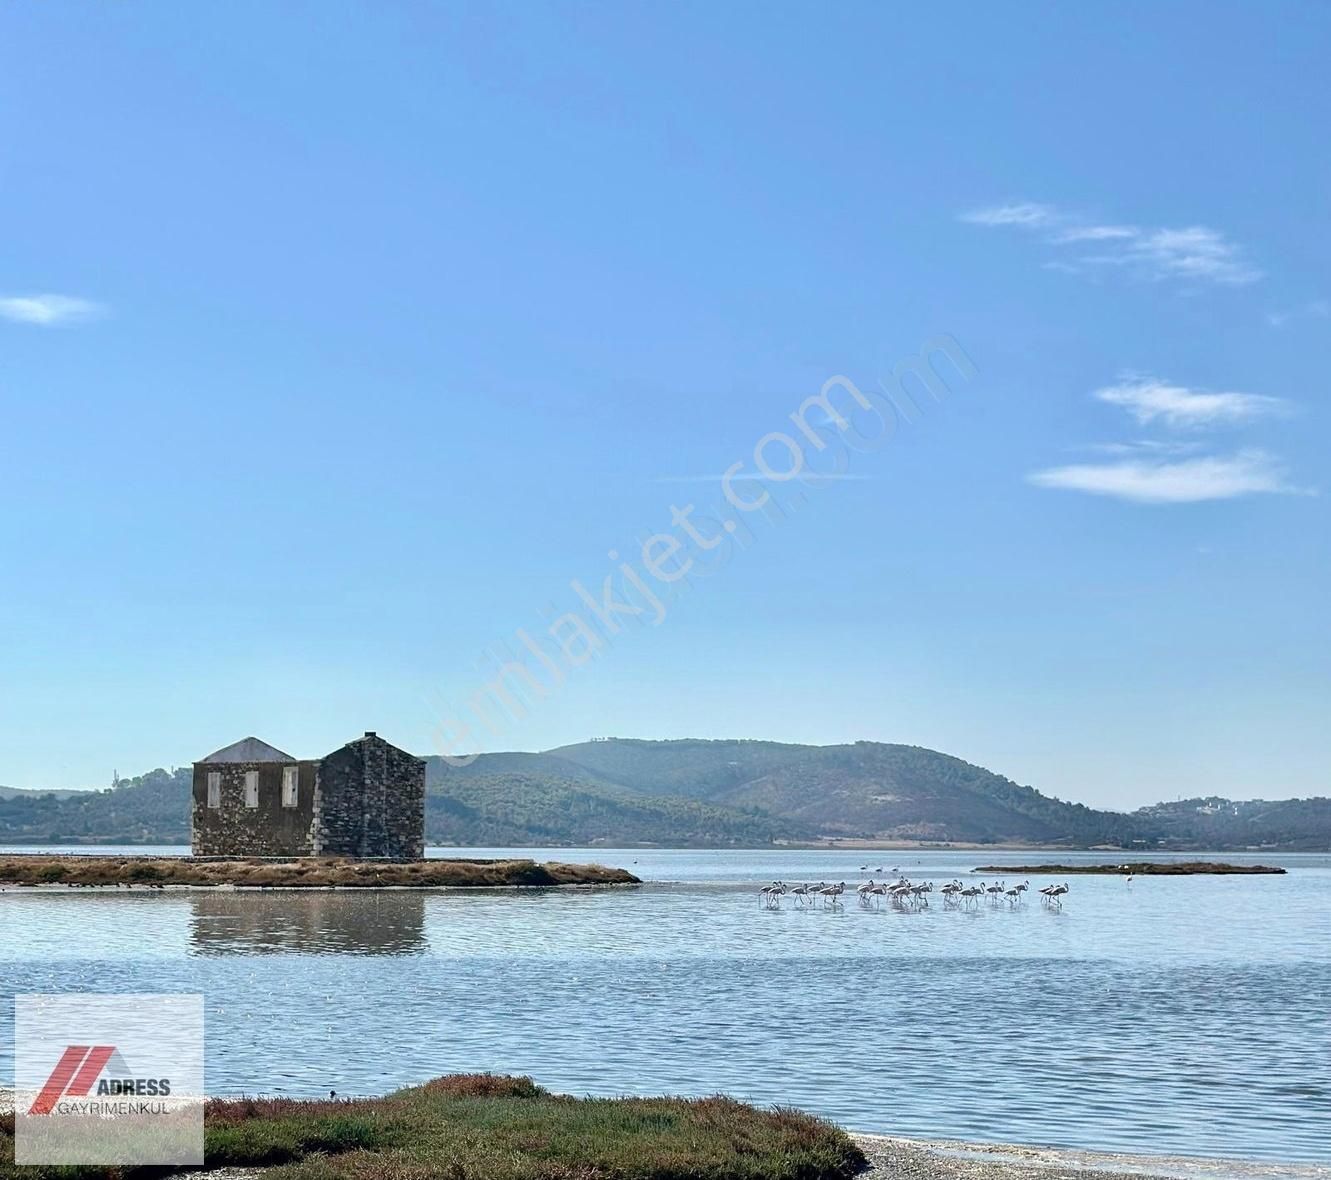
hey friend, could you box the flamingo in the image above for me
[858,879,884,908]
[818,882,846,908]
[1041,882,1070,907]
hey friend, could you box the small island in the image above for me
[0,733,643,891]
[973,861,1286,875]
[0,855,640,889]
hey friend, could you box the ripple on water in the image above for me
[2,851,1330,1164]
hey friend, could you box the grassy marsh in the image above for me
[0,1073,867,1180]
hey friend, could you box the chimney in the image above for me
[364,731,377,739]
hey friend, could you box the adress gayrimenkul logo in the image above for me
[15,994,205,1166]
[28,1044,174,1115]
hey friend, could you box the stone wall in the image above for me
[190,761,319,856]
[314,733,425,858]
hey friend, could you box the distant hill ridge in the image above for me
[2,738,1328,849]
[0,784,82,800]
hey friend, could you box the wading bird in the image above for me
[1041,882,1070,907]
[818,881,846,908]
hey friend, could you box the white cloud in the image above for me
[1028,450,1298,503]
[1266,298,1329,328]
[959,202,1056,228]
[961,202,1261,286]
[1052,224,1138,243]
[1083,439,1204,457]
[1094,378,1288,429]
[654,473,872,483]
[0,294,104,326]
[1032,375,1304,505]
[1125,226,1261,286]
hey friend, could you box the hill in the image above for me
[425,767,804,847]
[1,739,1327,849]
[0,768,192,844]
[1132,795,1331,852]
[546,739,1135,845]
[0,785,82,801]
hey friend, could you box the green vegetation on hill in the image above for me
[0,767,190,844]
[545,738,811,798]
[1,739,1327,849]
[425,767,804,847]
[1133,796,1331,851]
[0,785,80,801]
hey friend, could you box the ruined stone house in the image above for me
[191,732,426,858]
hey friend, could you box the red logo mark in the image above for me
[28,1045,116,1115]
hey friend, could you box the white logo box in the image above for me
[15,993,205,1165]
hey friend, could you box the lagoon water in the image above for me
[2,847,1329,1162]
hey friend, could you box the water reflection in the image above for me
[189,891,426,955]
[4,850,1331,1162]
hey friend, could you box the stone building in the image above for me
[191,732,426,858]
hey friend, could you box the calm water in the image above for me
[2,847,1329,1162]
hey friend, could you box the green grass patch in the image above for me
[0,1074,866,1180]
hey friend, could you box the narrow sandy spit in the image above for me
[852,1133,1331,1180]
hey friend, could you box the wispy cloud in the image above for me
[0,294,105,326]
[1052,224,1138,243]
[1266,298,1329,328]
[1093,378,1288,429]
[960,202,1261,286]
[1126,227,1261,285]
[1031,375,1305,504]
[1083,439,1204,457]
[959,202,1056,228]
[653,473,872,483]
[1028,450,1299,503]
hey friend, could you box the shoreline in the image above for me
[0,1091,1322,1180]
[0,855,640,890]
[852,1133,1330,1180]
[2,842,1322,854]
[972,861,1287,875]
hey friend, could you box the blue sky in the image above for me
[1,2,1327,808]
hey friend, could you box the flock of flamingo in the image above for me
[757,876,1071,910]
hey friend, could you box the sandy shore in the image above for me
[852,1134,1331,1180]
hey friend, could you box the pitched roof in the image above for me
[328,731,427,764]
[198,737,297,764]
